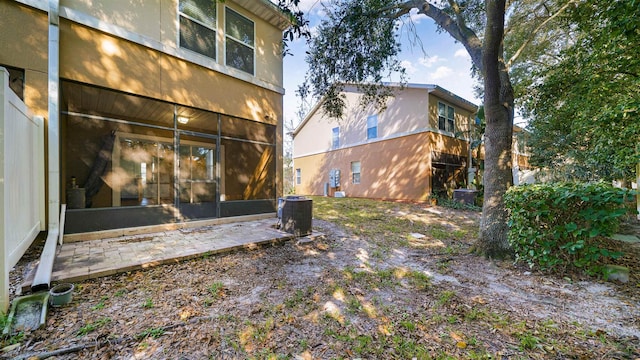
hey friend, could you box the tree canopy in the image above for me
[520,0,640,182]
[277,0,520,257]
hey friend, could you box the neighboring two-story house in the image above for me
[292,83,479,201]
[0,0,289,234]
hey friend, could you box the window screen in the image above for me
[225,8,254,74]
[179,0,216,59]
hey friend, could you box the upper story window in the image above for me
[438,102,455,133]
[367,115,378,139]
[332,127,339,149]
[225,8,255,75]
[295,168,301,185]
[179,0,217,59]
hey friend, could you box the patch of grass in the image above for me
[91,296,109,310]
[430,226,450,240]
[284,288,306,308]
[298,338,309,350]
[114,289,127,297]
[466,349,493,359]
[142,298,154,309]
[0,314,25,346]
[345,296,362,314]
[446,315,458,324]
[135,327,165,340]
[464,306,488,321]
[77,317,111,336]
[399,319,416,331]
[407,270,431,290]
[208,281,225,299]
[239,317,275,348]
[518,331,541,350]
[437,290,456,306]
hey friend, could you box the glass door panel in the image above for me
[117,137,174,206]
[179,137,217,219]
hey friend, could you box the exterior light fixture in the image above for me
[177,116,189,124]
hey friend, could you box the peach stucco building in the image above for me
[292,84,480,201]
[1,0,289,234]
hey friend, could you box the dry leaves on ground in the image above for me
[3,199,640,359]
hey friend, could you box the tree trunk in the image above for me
[475,0,514,258]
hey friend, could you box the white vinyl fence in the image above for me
[0,67,45,312]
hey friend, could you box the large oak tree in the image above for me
[276,0,532,258]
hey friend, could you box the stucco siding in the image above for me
[61,0,164,43]
[58,20,281,124]
[295,133,436,201]
[0,2,48,115]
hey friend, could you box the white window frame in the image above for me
[351,161,361,184]
[295,168,301,185]
[178,0,218,60]
[438,102,455,133]
[366,114,378,139]
[332,127,340,149]
[224,6,255,75]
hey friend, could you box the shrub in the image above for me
[504,182,634,275]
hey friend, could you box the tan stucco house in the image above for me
[292,83,480,201]
[1,0,289,234]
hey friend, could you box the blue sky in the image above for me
[281,1,480,127]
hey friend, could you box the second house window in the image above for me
[367,115,378,139]
[438,102,455,133]
[226,8,255,75]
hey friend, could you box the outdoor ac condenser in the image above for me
[280,196,312,237]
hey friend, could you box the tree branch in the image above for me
[398,1,484,72]
[506,0,576,70]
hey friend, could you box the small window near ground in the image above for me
[179,0,217,59]
[367,115,378,139]
[332,127,339,149]
[225,7,254,75]
[295,168,301,185]
[351,161,361,184]
[438,102,455,133]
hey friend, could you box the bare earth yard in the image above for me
[3,197,640,359]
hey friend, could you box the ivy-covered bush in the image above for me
[504,182,634,275]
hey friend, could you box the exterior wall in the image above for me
[59,20,282,122]
[0,2,48,116]
[295,133,433,201]
[293,85,475,201]
[59,0,283,90]
[1,0,286,230]
[294,87,432,158]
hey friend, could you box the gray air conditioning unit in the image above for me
[278,196,312,237]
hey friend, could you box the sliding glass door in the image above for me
[178,136,217,219]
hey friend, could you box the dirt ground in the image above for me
[3,202,639,359]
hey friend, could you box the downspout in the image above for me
[32,0,60,291]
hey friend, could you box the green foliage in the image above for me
[523,0,640,182]
[141,298,154,309]
[135,327,165,340]
[505,182,632,274]
[302,0,406,119]
[77,317,111,336]
[208,282,225,299]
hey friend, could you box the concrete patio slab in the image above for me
[20,218,323,292]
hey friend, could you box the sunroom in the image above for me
[61,80,277,234]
